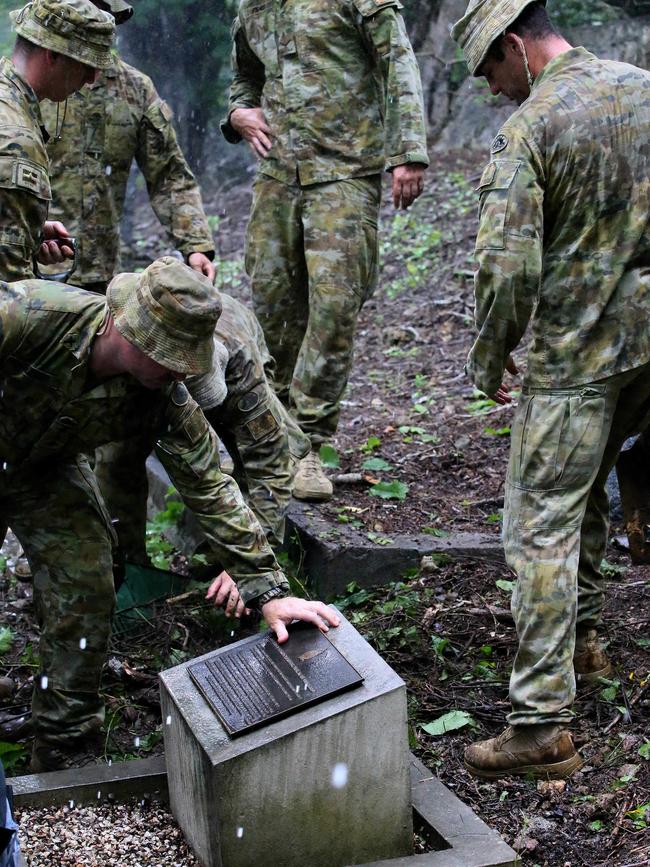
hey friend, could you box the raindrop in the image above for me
[97,790,101,800]
[295,684,300,694]
[236,827,244,839]
[79,637,87,650]
[40,675,48,690]
[331,763,348,789]
[69,800,75,809]
[166,715,172,725]
[134,736,141,748]
[108,759,112,766]
[230,631,235,638]
[105,165,112,176]
[2,462,6,471]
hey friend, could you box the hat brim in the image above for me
[107,272,215,377]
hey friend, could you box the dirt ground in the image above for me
[1,151,648,865]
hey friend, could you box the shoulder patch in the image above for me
[171,382,190,406]
[491,133,509,154]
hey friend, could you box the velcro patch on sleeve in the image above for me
[0,156,51,199]
[245,408,279,441]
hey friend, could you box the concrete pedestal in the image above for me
[160,608,413,867]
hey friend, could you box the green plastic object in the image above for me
[113,562,188,637]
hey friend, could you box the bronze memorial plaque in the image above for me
[188,622,364,736]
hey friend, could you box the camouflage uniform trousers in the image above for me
[0,458,116,745]
[504,360,650,727]
[245,173,381,444]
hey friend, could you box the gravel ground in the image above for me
[16,800,199,866]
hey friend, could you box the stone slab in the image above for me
[356,756,518,867]
[8,756,167,809]
[160,607,413,867]
[8,754,518,867]
[286,502,505,598]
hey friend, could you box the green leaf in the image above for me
[362,457,393,472]
[361,436,382,454]
[0,626,13,656]
[495,579,516,594]
[484,426,511,437]
[419,433,440,444]
[0,554,6,572]
[319,444,340,469]
[0,740,28,771]
[421,526,450,538]
[367,532,393,546]
[369,481,409,501]
[601,559,629,577]
[639,742,650,760]
[589,820,603,832]
[412,404,429,415]
[398,426,425,435]
[421,710,475,736]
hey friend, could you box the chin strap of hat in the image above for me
[53,97,68,142]
[513,33,535,95]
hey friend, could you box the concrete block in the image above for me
[286,502,505,598]
[160,607,413,867]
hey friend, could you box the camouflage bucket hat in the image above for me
[107,257,223,376]
[11,0,115,70]
[451,0,546,76]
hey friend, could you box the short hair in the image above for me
[485,2,559,64]
[13,35,40,56]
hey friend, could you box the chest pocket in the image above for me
[475,160,521,251]
[238,3,279,72]
[105,99,138,166]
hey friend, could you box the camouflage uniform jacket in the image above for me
[0,58,51,281]
[470,48,650,397]
[0,281,287,604]
[222,0,429,185]
[41,57,214,286]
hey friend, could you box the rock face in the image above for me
[417,8,650,153]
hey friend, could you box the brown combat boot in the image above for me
[464,724,583,780]
[574,628,612,684]
[30,734,102,773]
[293,450,333,501]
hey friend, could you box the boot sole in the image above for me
[292,489,333,502]
[575,662,613,685]
[464,752,583,780]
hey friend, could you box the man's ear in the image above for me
[502,32,526,58]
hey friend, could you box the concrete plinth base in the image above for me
[160,608,413,867]
[286,502,505,598]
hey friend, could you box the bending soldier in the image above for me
[0,258,338,772]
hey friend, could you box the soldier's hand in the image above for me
[38,221,75,264]
[261,598,340,644]
[205,570,250,619]
[188,252,216,283]
[491,356,519,405]
[230,107,273,158]
[391,163,426,210]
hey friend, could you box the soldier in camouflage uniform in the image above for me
[222,0,429,501]
[452,0,650,779]
[41,0,215,292]
[95,290,310,556]
[0,257,338,771]
[0,0,114,281]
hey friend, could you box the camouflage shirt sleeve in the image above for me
[221,16,266,144]
[468,128,544,397]
[0,284,28,361]
[154,386,288,604]
[134,78,214,260]
[355,0,429,169]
